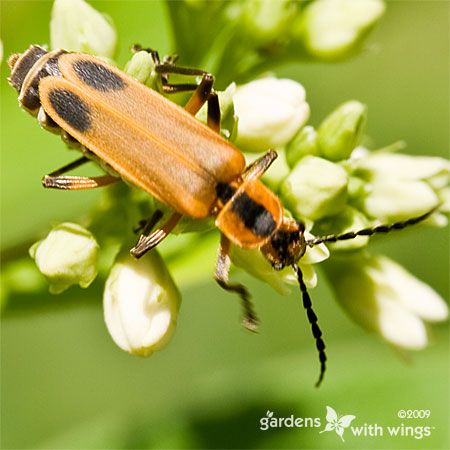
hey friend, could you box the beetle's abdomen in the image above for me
[8,45,66,114]
[8,45,48,93]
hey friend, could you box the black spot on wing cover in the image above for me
[232,192,276,237]
[73,60,126,92]
[49,89,92,132]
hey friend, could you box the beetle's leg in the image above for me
[157,69,218,123]
[205,92,221,133]
[153,63,207,96]
[131,45,178,66]
[215,234,259,332]
[154,64,219,121]
[161,71,220,132]
[42,156,120,190]
[178,75,220,132]
[133,209,164,235]
[242,150,278,181]
[130,212,182,258]
[136,50,220,130]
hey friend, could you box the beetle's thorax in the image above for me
[213,178,284,249]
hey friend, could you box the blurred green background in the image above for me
[1,1,448,449]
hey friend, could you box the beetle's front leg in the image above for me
[215,234,259,332]
[130,211,182,258]
[242,150,278,181]
[42,156,120,190]
[136,48,221,132]
[155,64,221,132]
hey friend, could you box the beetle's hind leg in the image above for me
[42,156,120,190]
[215,234,259,332]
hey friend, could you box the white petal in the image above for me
[328,254,435,350]
[299,263,317,289]
[377,257,448,322]
[364,180,439,221]
[359,153,450,182]
[376,294,428,350]
[302,231,330,264]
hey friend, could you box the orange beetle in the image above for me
[9,45,435,386]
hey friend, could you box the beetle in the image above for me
[8,44,436,386]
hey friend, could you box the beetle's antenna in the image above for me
[305,207,438,247]
[292,263,326,387]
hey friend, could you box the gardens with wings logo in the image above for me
[319,406,356,442]
[259,405,435,441]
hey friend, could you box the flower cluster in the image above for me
[9,0,449,358]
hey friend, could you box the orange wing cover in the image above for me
[39,53,245,218]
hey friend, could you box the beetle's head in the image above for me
[261,219,306,270]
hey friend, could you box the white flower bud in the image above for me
[363,180,439,222]
[231,231,329,295]
[124,51,155,85]
[51,0,117,59]
[318,101,367,161]
[103,252,181,356]
[295,0,385,60]
[29,223,99,294]
[286,126,319,168]
[280,156,348,220]
[233,77,310,152]
[240,0,296,46]
[326,254,448,350]
[440,187,450,212]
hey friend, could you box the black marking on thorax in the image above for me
[49,89,92,133]
[73,60,126,92]
[231,192,276,237]
[216,182,236,203]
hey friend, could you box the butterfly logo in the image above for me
[319,406,356,442]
